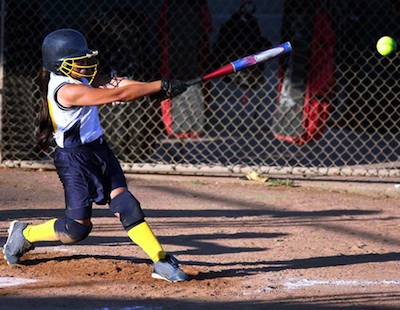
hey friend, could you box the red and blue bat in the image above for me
[186,42,292,86]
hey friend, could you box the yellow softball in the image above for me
[376,36,397,56]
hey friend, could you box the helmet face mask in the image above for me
[59,51,99,83]
[42,29,99,83]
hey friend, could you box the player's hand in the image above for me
[159,78,187,99]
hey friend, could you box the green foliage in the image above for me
[268,178,294,187]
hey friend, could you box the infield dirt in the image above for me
[1,168,400,309]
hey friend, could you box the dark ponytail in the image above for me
[36,68,53,151]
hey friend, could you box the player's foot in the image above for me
[3,220,34,265]
[152,254,189,282]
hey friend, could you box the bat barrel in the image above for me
[185,42,292,85]
[231,42,292,72]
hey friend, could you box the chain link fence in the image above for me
[0,0,399,178]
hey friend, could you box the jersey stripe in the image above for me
[47,99,58,133]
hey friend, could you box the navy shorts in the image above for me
[54,138,127,220]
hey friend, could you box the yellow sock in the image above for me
[23,218,59,243]
[127,221,165,262]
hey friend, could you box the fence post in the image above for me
[0,0,5,162]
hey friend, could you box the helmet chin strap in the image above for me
[80,77,91,85]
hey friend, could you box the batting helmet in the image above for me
[42,29,99,83]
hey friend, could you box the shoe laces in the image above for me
[164,254,179,268]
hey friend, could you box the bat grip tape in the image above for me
[186,77,203,86]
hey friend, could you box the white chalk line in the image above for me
[0,247,72,289]
[246,277,400,294]
[0,277,38,288]
[284,278,400,289]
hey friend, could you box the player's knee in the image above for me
[54,218,92,244]
[109,191,145,230]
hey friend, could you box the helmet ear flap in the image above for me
[51,62,63,75]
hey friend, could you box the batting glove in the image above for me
[159,78,187,100]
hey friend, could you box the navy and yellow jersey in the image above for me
[47,73,103,148]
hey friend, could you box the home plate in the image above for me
[0,277,38,288]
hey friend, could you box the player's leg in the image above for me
[109,188,188,282]
[96,140,188,282]
[23,219,58,242]
[23,217,92,244]
[3,148,95,265]
[110,188,164,262]
[3,199,92,265]
[105,146,167,263]
[3,217,92,265]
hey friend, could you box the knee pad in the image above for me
[54,218,92,244]
[109,191,145,230]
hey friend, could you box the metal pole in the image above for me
[0,0,5,162]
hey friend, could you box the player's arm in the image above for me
[92,75,145,89]
[57,79,162,108]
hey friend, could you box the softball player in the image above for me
[3,29,188,282]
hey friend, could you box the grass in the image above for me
[268,178,294,187]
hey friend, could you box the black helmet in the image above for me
[42,29,98,82]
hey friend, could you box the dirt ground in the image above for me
[1,167,400,310]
